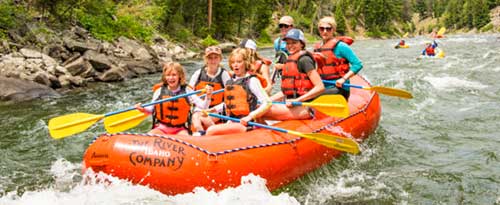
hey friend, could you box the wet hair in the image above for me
[161,62,186,86]
[228,48,251,73]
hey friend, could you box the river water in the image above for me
[1,34,499,204]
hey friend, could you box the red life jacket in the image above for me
[224,76,257,118]
[152,84,191,127]
[425,46,435,55]
[281,51,315,98]
[194,67,226,107]
[313,37,352,80]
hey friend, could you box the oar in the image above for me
[323,80,413,99]
[402,32,409,38]
[103,89,224,134]
[48,89,222,139]
[271,95,349,118]
[206,112,360,154]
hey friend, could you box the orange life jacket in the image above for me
[425,46,435,55]
[194,68,226,107]
[313,37,352,80]
[281,51,315,98]
[224,76,257,118]
[152,84,191,127]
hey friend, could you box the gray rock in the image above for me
[0,76,60,102]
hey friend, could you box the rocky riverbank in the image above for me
[0,25,214,103]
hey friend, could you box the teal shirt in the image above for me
[326,41,363,90]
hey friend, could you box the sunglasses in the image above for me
[319,27,333,32]
[279,24,291,29]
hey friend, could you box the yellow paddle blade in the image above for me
[49,113,104,139]
[288,130,360,154]
[402,32,409,38]
[103,110,149,133]
[437,27,446,36]
[306,95,349,118]
[438,50,445,58]
[367,86,413,99]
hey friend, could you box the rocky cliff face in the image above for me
[0,24,198,102]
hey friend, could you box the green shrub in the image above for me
[201,35,219,47]
[480,23,493,32]
[257,30,271,44]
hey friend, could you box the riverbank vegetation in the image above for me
[1,0,499,47]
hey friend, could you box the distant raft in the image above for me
[82,75,381,195]
[395,44,410,49]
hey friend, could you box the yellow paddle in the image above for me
[402,32,409,38]
[323,80,413,99]
[206,112,360,154]
[437,27,446,36]
[272,95,349,118]
[49,89,221,139]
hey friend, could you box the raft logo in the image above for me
[129,151,184,170]
[91,152,108,159]
[126,138,187,170]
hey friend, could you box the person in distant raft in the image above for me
[239,39,273,94]
[421,40,438,57]
[206,48,271,135]
[395,39,406,49]
[188,46,231,136]
[314,16,363,100]
[262,28,325,121]
[135,62,213,136]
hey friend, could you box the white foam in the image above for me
[423,76,487,90]
[0,159,299,205]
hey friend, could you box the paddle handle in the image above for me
[207,113,288,134]
[199,89,224,98]
[322,80,364,89]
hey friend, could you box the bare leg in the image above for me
[206,122,246,135]
[262,104,311,121]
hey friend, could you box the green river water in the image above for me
[0,34,499,204]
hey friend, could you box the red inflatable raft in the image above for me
[82,75,381,195]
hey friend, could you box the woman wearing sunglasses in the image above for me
[272,16,294,73]
[313,16,363,100]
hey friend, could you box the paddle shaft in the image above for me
[271,101,344,108]
[322,80,363,89]
[208,113,288,133]
[104,89,223,117]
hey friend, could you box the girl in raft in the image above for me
[135,62,213,136]
[262,28,325,121]
[205,48,272,135]
[188,46,231,136]
[239,39,273,94]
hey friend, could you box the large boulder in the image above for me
[0,76,59,102]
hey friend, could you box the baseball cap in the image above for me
[279,16,294,25]
[205,46,222,56]
[239,39,257,51]
[283,28,305,45]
